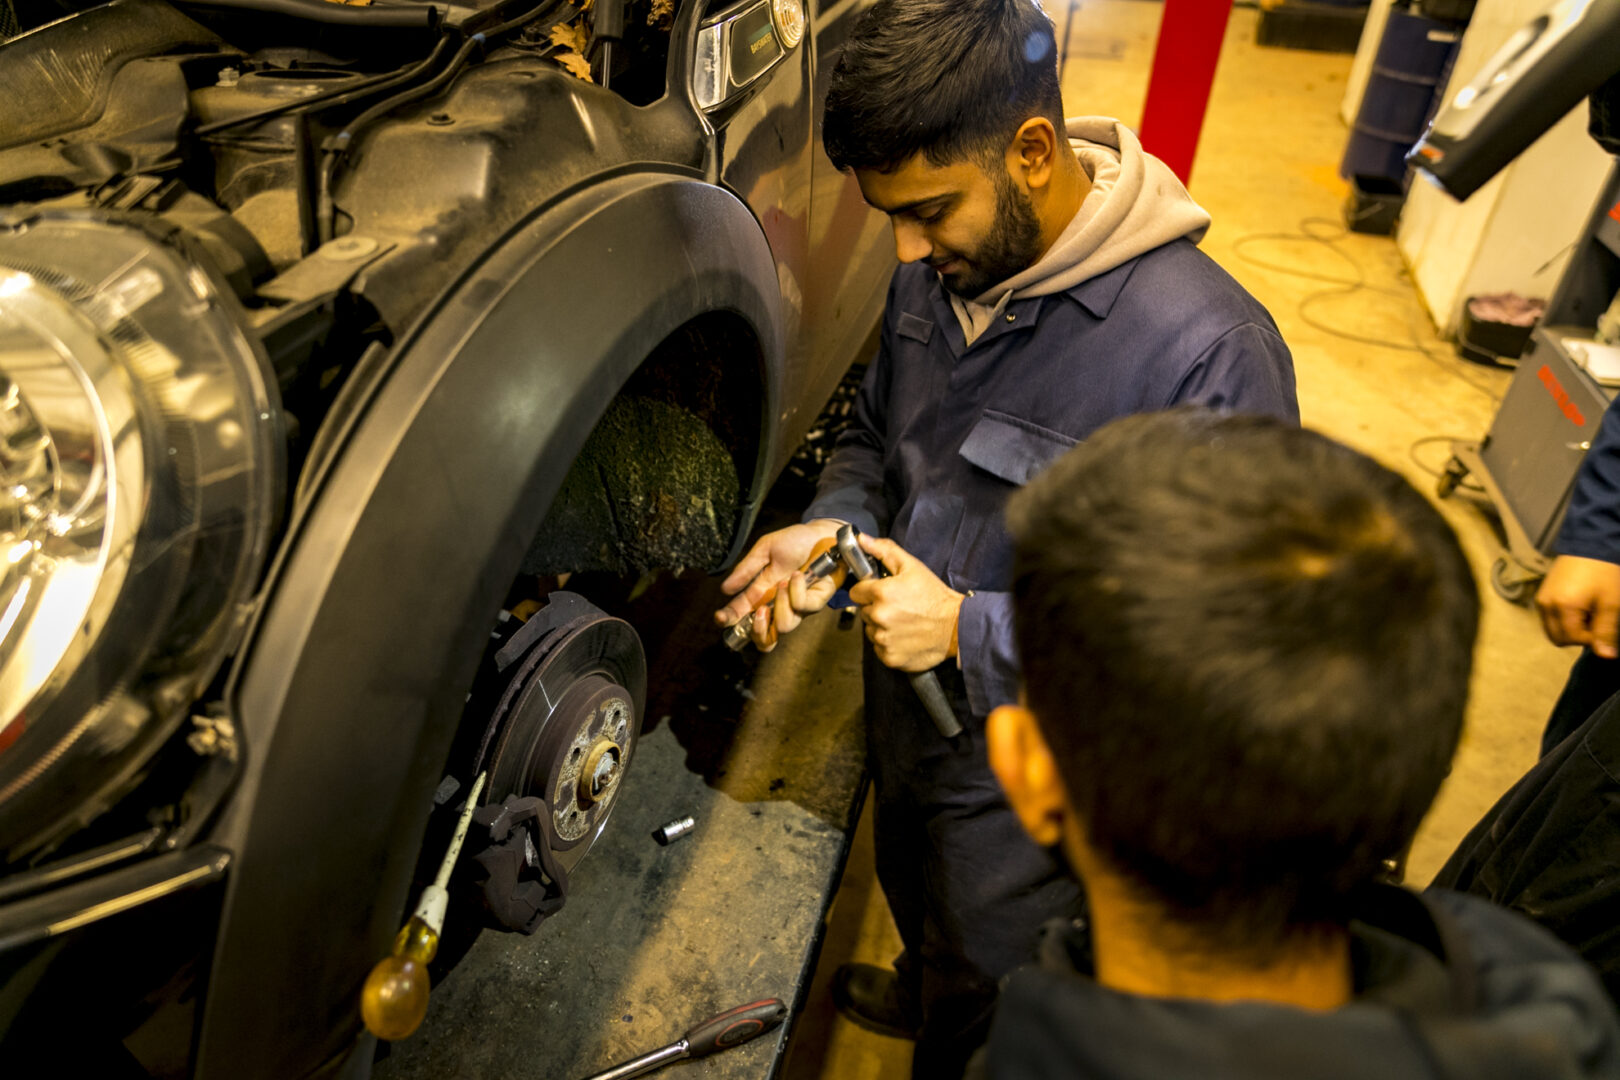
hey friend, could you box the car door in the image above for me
[805,0,892,401]
[694,0,817,476]
[692,0,890,479]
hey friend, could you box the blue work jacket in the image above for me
[970,888,1620,1080]
[805,237,1299,719]
[1560,394,1620,562]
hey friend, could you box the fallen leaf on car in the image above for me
[554,49,593,80]
[549,20,589,54]
[648,0,674,27]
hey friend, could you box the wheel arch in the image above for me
[523,306,771,579]
[197,172,785,1078]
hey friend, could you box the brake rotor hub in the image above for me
[538,677,632,844]
[475,594,646,877]
[579,735,623,803]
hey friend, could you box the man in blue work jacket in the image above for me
[1437,392,1620,1002]
[714,1,1297,1073]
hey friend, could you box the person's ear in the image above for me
[987,703,1067,847]
[1006,117,1060,191]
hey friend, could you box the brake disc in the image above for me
[475,595,646,877]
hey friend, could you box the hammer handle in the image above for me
[910,671,964,738]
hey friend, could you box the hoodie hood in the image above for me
[975,888,1620,1080]
[950,116,1211,345]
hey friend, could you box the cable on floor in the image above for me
[1230,216,1508,403]
[1408,433,1487,493]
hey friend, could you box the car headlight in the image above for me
[770,0,804,49]
[0,214,283,861]
[693,0,802,112]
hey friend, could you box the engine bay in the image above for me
[0,0,688,508]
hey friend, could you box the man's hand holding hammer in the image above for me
[714,526,966,671]
[847,535,965,672]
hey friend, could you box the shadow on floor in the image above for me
[780,799,914,1080]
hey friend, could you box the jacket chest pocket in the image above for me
[948,410,1079,590]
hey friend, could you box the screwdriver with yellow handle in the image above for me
[721,536,846,651]
[360,770,487,1041]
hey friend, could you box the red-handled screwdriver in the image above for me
[578,999,788,1080]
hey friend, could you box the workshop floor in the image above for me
[780,4,1580,1077]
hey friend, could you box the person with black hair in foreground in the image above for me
[713,2,1295,1071]
[976,408,1620,1079]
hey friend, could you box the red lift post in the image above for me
[1137,0,1236,186]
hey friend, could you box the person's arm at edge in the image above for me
[1539,396,1620,657]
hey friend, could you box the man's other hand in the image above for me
[848,534,966,672]
[715,519,845,651]
[1536,554,1620,659]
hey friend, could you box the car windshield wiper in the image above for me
[172,0,440,29]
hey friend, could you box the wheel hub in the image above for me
[475,595,646,876]
[537,677,632,844]
[579,736,623,803]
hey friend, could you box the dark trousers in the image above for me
[864,649,1084,1080]
[1435,684,1620,1004]
[1544,649,1620,757]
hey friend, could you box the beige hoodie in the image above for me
[949,116,1212,346]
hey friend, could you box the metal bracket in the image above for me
[467,794,570,935]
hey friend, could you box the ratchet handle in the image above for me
[836,534,881,581]
[684,998,788,1058]
[722,538,843,652]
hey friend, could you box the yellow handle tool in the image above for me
[361,770,487,1041]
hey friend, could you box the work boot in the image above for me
[831,962,921,1040]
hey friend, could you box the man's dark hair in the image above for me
[822,0,1066,173]
[1007,409,1479,956]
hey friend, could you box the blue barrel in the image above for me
[1341,7,1460,184]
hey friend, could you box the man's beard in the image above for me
[938,172,1044,300]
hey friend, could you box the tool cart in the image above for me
[1438,163,1620,602]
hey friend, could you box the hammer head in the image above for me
[834,524,882,582]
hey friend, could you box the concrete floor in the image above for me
[781,4,1581,1076]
